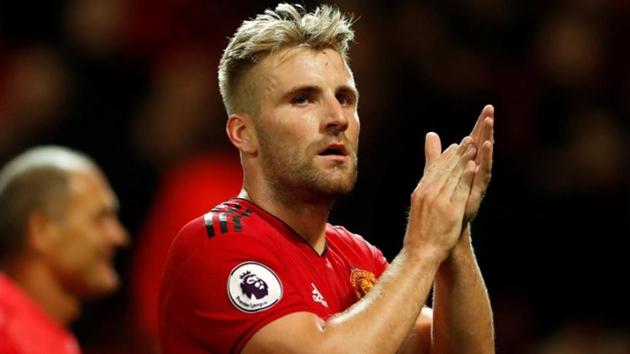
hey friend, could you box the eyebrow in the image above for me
[337,85,360,102]
[282,85,321,100]
[281,84,359,102]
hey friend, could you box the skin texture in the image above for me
[225,46,495,354]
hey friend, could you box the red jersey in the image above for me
[159,198,388,354]
[0,274,80,354]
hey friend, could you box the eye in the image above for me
[291,95,309,105]
[336,92,355,106]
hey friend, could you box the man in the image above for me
[159,3,495,354]
[0,146,129,354]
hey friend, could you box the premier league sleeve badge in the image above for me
[227,262,283,313]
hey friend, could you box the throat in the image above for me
[310,235,328,256]
[275,200,330,254]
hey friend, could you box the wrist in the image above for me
[402,242,448,270]
[444,224,475,264]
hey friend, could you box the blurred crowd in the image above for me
[1,0,629,353]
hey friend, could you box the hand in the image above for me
[403,134,477,262]
[463,105,495,224]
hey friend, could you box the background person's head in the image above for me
[0,146,128,305]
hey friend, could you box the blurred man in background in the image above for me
[0,146,128,354]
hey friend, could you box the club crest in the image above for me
[227,262,282,313]
[350,268,376,299]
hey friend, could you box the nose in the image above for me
[108,218,130,248]
[322,94,348,134]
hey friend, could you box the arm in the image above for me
[431,105,495,354]
[431,225,494,354]
[242,137,478,354]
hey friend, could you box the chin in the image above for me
[82,270,120,299]
[317,176,356,196]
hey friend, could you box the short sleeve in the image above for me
[159,221,310,354]
[367,241,389,278]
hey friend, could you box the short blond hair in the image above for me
[218,3,355,114]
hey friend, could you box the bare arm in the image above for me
[398,105,496,354]
[431,225,494,354]
[431,105,495,354]
[242,137,478,354]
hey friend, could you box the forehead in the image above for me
[66,168,117,210]
[256,47,356,92]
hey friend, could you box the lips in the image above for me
[318,142,349,157]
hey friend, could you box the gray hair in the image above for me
[0,146,97,261]
[218,3,355,114]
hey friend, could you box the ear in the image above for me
[25,211,58,256]
[226,113,258,155]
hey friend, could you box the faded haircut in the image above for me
[0,146,97,261]
[218,3,355,115]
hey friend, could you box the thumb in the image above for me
[424,132,442,171]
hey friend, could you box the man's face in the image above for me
[48,168,128,299]
[252,47,360,201]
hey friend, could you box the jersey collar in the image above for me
[231,197,329,256]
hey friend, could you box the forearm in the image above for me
[321,248,441,354]
[431,225,495,354]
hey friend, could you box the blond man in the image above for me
[159,4,495,353]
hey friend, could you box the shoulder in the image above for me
[169,199,269,254]
[162,199,285,295]
[326,224,376,252]
[325,224,389,276]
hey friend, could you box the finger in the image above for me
[440,143,477,199]
[422,135,473,191]
[469,140,494,202]
[436,136,473,180]
[422,142,459,185]
[477,140,494,190]
[470,105,494,143]
[430,136,472,192]
[451,160,476,207]
[488,112,495,144]
[424,132,442,172]
[476,117,494,164]
[476,117,494,177]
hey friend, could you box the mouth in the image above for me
[318,143,349,157]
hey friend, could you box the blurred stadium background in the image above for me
[1,0,629,353]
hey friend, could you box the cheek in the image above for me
[53,223,99,265]
[260,122,311,154]
[347,116,360,145]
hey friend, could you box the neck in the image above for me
[5,257,79,327]
[238,185,332,254]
